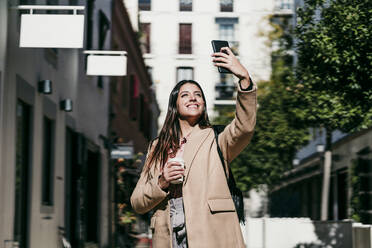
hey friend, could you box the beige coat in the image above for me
[131,87,257,248]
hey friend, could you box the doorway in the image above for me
[65,128,80,247]
[13,100,32,248]
[85,150,100,244]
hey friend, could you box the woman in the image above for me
[131,47,257,247]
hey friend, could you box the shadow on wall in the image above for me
[293,221,352,248]
[243,218,354,248]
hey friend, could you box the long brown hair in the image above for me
[145,80,210,173]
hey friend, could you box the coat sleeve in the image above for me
[130,143,169,214]
[218,81,257,164]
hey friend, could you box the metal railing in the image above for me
[215,82,237,101]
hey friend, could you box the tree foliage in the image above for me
[294,0,372,132]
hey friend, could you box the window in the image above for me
[220,0,233,12]
[179,24,192,54]
[177,67,193,82]
[219,24,234,41]
[180,0,192,11]
[42,117,55,206]
[215,74,236,100]
[218,21,239,54]
[140,23,151,54]
[139,0,151,11]
[275,0,292,10]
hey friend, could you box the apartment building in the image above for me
[124,0,294,126]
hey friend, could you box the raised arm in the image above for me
[212,47,257,163]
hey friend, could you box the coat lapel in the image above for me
[183,125,212,185]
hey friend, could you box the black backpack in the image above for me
[212,125,246,225]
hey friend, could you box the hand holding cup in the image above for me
[167,157,185,184]
[159,157,185,189]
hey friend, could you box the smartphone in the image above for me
[211,40,232,73]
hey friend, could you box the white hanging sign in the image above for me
[111,144,134,159]
[84,51,127,76]
[18,5,85,48]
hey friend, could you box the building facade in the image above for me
[270,128,372,224]
[110,0,159,152]
[123,0,294,126]
[0,1,112,247]
[0,0,158,247]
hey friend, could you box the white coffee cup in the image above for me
[167,157,185,184]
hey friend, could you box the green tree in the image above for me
[294,0,372,132]
[293,0,372,219]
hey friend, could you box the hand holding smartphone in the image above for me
[211,40,232,73]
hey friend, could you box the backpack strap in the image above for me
[212,125,246,224]
[212,125,228,178]
[212,125,237,187]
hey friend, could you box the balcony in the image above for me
[215,82,236,105]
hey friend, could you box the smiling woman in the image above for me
[131,47,257,248]
[177,83,205,125]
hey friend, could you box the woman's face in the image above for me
[176,83,205,123]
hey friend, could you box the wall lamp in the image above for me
[292,158,300,166]
[316,143,325,153]
[60,99,73,112]
[38,80,52,94]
